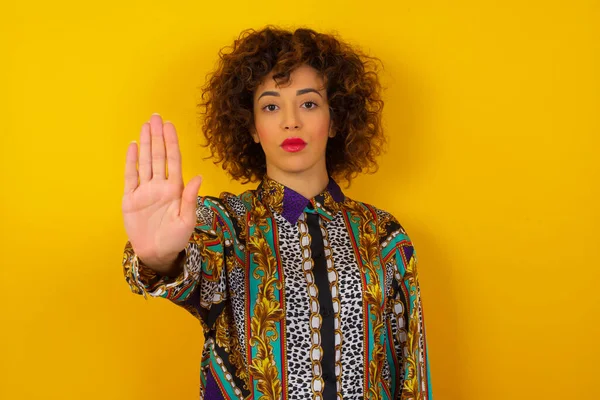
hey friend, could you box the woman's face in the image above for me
[252,64,333,180]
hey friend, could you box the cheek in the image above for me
[254,117,275,143]
[253,112,263,132]
[314,109,331,132]
[313,117,331,140]
[316,126,329,138]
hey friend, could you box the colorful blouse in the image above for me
[122,176,433,400]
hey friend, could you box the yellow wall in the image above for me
[2,1,598,399]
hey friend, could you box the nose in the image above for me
[281,107,302,131]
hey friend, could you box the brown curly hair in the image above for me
[197,26,386,184]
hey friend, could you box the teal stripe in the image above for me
[248,218,284,397]
[381,232,410,262]
[395,248,406,276]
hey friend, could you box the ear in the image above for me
[250,127,260,143]
[328,120,336,138]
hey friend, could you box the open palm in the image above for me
[122,114,202,272]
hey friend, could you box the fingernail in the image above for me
[152,112,161,116]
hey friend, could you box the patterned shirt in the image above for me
[122,175,433,400]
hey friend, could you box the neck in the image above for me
[265,163,330,200]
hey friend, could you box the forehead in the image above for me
[256,64,326,92]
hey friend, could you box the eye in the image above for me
[302,101,318,109]
[262,104,279,112]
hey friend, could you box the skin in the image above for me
[252,64,335,200]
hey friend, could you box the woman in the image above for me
[121,26,432,400]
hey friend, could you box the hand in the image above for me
[122,114,202,274]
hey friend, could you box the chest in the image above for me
[227,211,391,316]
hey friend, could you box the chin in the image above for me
[281,166,311,175]
[275,161,316,175]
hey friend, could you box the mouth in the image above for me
[281,137,307,153]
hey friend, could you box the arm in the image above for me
[379,213,433,400]
[122,196,228,328]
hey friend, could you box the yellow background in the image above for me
[2,1,598,399]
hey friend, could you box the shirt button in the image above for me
[322,308,332,317]
[323,373,331,381]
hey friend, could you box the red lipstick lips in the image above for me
[281,137,307,153]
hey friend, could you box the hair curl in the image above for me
[197,26,386,185]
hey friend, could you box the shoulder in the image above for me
[345,198,412,245]
[364,205,418,274]
[194,189,258,236]
[219,189,256,216]
[343,198,405,231]
[371,205,408,238]
[196,188,255,215]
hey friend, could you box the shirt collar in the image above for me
[256,175,345,224]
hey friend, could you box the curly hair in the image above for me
[197,26,386,185]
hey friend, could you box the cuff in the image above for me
[122,242,189,300]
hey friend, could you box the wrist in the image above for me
[139,249,185,276]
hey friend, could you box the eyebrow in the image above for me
[257,88,323,100]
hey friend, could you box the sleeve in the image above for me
[379,212,433,400]
[121,196,228,330]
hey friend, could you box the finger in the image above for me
[138,122,152,183]
[163,121,183,184]
[124,141,139,195]
[150,113,166,180]
[181,175,203,222]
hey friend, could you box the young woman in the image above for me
[121,26,432,400]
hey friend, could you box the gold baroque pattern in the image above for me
[193,230,224,281]
[344,199,385,400]
[322,190,342,216]
[215,309,250,390]
[400,255,422,400]
[260,176,285,214]
[247,209,284,400]
[250,194,272,233]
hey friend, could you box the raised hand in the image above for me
[122,114,202,275]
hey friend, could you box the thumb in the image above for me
[181,175,203,223]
